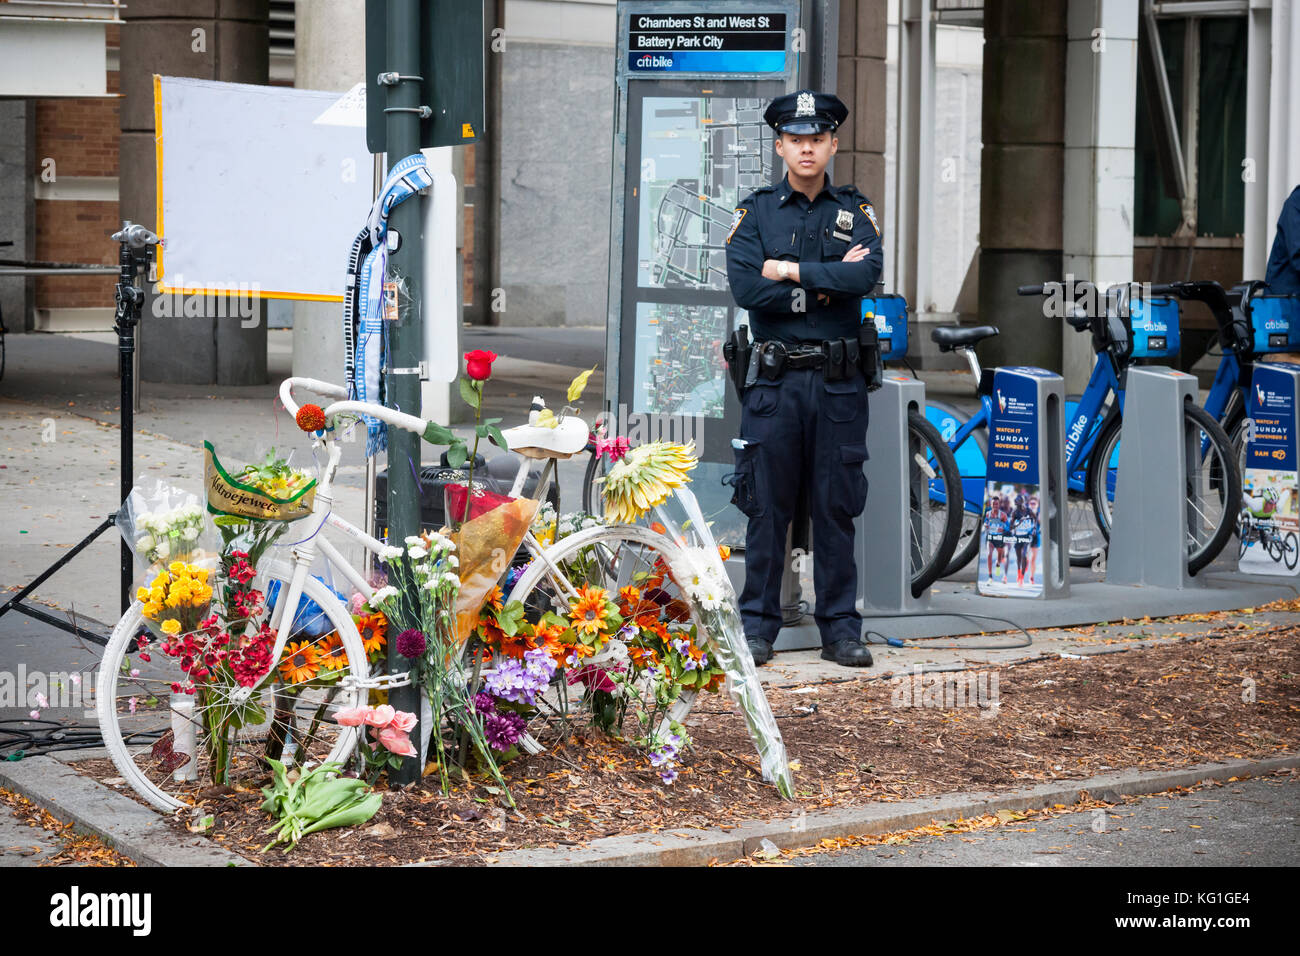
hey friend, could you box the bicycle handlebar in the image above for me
[278,377,429,439]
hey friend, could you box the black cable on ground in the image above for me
[1,719,107,760]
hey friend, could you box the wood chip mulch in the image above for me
[73,623,1300,866]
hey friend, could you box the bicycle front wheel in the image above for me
[1089,403,1241,574]
[97,559,370,812]
[907,410,962,595]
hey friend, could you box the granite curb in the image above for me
[477,754,1300,866]
[0,753,252,867]
[4,747,1294,867]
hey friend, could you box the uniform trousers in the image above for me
[730,366,870,647]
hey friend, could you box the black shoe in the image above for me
[820,639,873,667]
[747,637,774,666]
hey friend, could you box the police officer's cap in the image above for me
[763,90,848,135]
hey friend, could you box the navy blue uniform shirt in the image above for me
[725,173,884,345]
[1265,185,1300,294]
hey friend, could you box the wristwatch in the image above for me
[777,261,790,280]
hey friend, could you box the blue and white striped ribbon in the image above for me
[344,153,435,457]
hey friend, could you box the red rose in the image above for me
[464,349,498,381]
[296,403,326,432]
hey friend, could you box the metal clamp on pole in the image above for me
[858,374,929,613]
[384,105,434,119]
[376,72,423,85]
[1107,367,1202,589]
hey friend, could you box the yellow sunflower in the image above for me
[279,640,321,684]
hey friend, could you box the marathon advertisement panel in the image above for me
[979,368,1050,597]
[1239,362,1300,575]
[628,11,787,73]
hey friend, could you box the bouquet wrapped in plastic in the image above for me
[652,486,794,798]
[444,483,539,650]
[117,477,214,572]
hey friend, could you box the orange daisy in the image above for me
[635,612,669,641]
[358,612,387,656]
[486,585,504,612]
[570,586,610,636]
[315,632,349,672]
[279,640,321,684]
[628,644,660,669]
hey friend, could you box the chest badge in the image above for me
[835,209,854,234]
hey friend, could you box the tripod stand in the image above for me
[0,221,159,645]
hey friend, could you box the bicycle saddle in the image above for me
[930,325,1000,352]
[500,415,589,460]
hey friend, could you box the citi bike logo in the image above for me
[1065,412,1089,460]
[636,54,674,68]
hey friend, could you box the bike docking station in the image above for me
[857,372,930,614]
[1107,367,1202,590]
[1238,362,1300,577]
[974,367,1069,600]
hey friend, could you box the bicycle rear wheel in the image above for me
[1089,403,1241,574]
[97,559,369,812]
[505,526,707,755]
[907,410,962,595]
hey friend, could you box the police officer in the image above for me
[724,90,884,667]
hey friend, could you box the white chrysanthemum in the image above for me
[408,545,428,559]
[378,545,403,561]
[404,535,423,546]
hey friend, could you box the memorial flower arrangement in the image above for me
[133,504,206,567]
[598,441,698,524]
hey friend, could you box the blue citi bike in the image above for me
[888,282,1241,576]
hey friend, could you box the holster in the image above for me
[757,340,788,380]
[723,325,751,398]
[858,322,884,391]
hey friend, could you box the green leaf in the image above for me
[481,417,503,427]
[422,421,456,445]
[486,425,507,449]
[458,377,481,410]
[446,442,468,469]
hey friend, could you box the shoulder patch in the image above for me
[726,207,748,245]
[859,202,880,236]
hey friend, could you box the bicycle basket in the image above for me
[1127,295,1181,358]
[203,441,317,522]
[1245,292,1300,354]
[863,294,909,361]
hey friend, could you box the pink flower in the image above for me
[334,705,374,727]
[365,704,395,728]
[128,697,138,715]
[349,592,367,614]
[130,669,140,678]
[595,433,630,462]
[29,710,40,720]
[375,725,416,757]
[389,709,417,733]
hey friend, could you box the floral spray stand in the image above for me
[651,487,793,798]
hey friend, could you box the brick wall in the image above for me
[32,28,120,313]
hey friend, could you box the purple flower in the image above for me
[483,710,527,751]
[472,692,496,715]
[659,767,678,784]
[505,561,530,593]
[396,628,427,659]
[484,648,556,706]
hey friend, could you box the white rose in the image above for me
[182,527,200,542]
[155,540,170,559]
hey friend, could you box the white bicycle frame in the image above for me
[239,377,567,703]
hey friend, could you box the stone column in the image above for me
[118,0,269,385]
[978,0,1066,371]
[1062,0,1137,389]
[836,0,888,217]
[290,0,366,383]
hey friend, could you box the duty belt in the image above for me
[747,339,861,384]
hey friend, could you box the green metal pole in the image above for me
[384,0,423,786]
